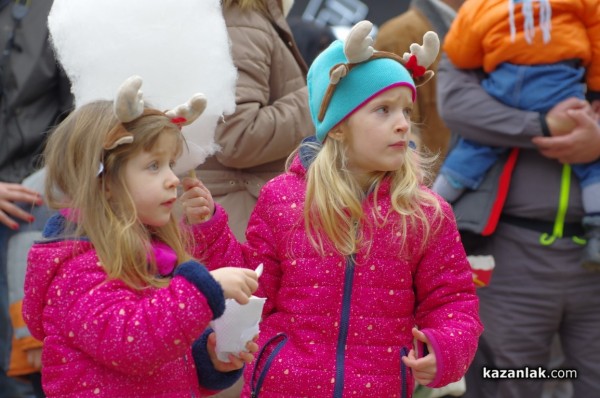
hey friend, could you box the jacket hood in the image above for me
[289,135,321,177]
[22,213,90,341]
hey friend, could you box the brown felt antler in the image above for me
[317,22,440,122]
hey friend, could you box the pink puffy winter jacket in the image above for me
[22,215,242,397]
[197,142,483,398]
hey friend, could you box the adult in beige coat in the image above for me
[198,0,314,242]
[375,0,464,178]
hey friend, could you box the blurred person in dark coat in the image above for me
[0,0,73,396]
[288,16,336,66]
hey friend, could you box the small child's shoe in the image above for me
[582,216,600,272]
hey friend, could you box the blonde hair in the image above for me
[221,0,268,13]
[43,100,191,289]
[299,134,442,257]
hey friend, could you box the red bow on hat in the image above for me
[405,55,426,78]
[170,116,187,125]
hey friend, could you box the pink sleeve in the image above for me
[192,204,249,270]
[195,189,283,317]
[65,259,217,376]
[413,200,483,387]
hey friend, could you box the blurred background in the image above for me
[288,0,411,39]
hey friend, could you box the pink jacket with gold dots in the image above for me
[23,215,240,397]
[197,146,483,398]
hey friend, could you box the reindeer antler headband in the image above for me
[317,21,439,123]
[103,75,207,151]
[307,20,440,142]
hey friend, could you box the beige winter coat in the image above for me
[197,0,313,241]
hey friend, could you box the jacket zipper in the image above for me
[332,254,356,397]
[400,347,409,398]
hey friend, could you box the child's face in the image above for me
[123,133,180,227]
[333,86,413,180]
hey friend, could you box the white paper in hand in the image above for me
[210,296,266,362]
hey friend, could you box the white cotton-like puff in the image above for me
[48,0,237,173]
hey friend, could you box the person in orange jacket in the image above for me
[433,0,600,270]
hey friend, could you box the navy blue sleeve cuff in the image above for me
[192,329,244,391]
[174,261,225,320]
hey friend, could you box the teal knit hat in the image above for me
[307,21,439,142]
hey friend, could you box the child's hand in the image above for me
[207,332,259,372]
[401,327,437,386]
[210,267,258,304]
[545,98,591,137]
[533,105,600,164]
[180,177,215,224]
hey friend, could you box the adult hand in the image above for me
[533,107,600,164]
[0,182,43,230]
[592,99,600,116]
[401,328,437,386]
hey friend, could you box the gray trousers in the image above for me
[465,222,600,397]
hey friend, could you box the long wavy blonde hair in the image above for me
[43,100,192,289]
[299,132,442,257]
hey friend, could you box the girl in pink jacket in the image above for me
[22,76,259,397]
[197,21,483,398]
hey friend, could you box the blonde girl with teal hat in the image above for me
[196,21,483,397]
